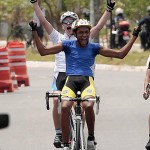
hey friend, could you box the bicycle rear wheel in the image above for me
[76,119,81,150]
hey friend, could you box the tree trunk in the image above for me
[57,0,62,11]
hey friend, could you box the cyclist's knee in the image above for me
[83,101,94,112]
[85,105,94,112]
[61,101,72,113]
[53,98,59,107]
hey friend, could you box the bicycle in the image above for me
[45,91,100,150]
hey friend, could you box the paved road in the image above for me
[0,65,149,150]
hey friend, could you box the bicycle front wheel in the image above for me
[76,119,80,150]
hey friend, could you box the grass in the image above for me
[26,49,55,62]
[26,48,150,66]
[95,51,150,66]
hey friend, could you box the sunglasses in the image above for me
[62,19,75,25]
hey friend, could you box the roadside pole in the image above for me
[110,11,113,48]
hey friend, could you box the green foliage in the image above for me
[26,48,150,66]
[26,49,55,62]
[63,0,88,11]
[0,1,33,22]
[95,51,149,66]
[112,0,149,21]
[0,0,150,25]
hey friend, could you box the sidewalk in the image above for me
[27,61,146,72]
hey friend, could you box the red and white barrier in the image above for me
[0,46,14,93]
[7,41,30,87]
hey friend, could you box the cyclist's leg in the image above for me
[52,91,62,147]
[61,100,73,143]
[83,101,95,136]
[146,114,150,150]
[52,72,67,148]
[61,76,76,148]
[81,76,97,149]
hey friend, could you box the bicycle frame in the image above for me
[45,91,100,150]
[70,97,86,150]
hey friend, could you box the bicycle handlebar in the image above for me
[61,97,97,102]
[46,92,99,101]
[45,91,100,114]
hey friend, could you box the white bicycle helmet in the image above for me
[115,8,124,15]
[72,19,92,31]
[60,11,79,23]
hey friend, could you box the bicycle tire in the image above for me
[76,119,81,150]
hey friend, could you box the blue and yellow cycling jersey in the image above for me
[62,40,100,77]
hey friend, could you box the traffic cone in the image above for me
[0,46,14,93]
[7,41,30,87]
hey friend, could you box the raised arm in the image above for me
[90,0,115,39]
[143,59,150,100]
[29,21,62,56]
[30,0,53,34]
[99,26,141,58]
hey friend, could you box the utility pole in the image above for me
[110,12,113,48]
[90,0,95,27]
[90,0,100,42]
[57,0,62,11]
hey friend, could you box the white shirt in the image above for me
[49,28,76,72]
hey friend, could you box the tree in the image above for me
[0,0,150,37]
[0,0,33,22]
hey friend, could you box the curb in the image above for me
[27,61,146,72]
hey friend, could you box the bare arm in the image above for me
[99,26,141,58]
[90,0,115,39]
[32,31,62,56]
[32,2,53,34]
[90,10,110,38]
[99,36,137,59]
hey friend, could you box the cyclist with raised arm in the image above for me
[29,18,141,150]
[30,0,115,148]
[143,56,150,150]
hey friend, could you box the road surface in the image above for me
[0,64,149,150]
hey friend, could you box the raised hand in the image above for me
[106,0,115,12]
[29,21,37,31]
[132,26,141,37]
